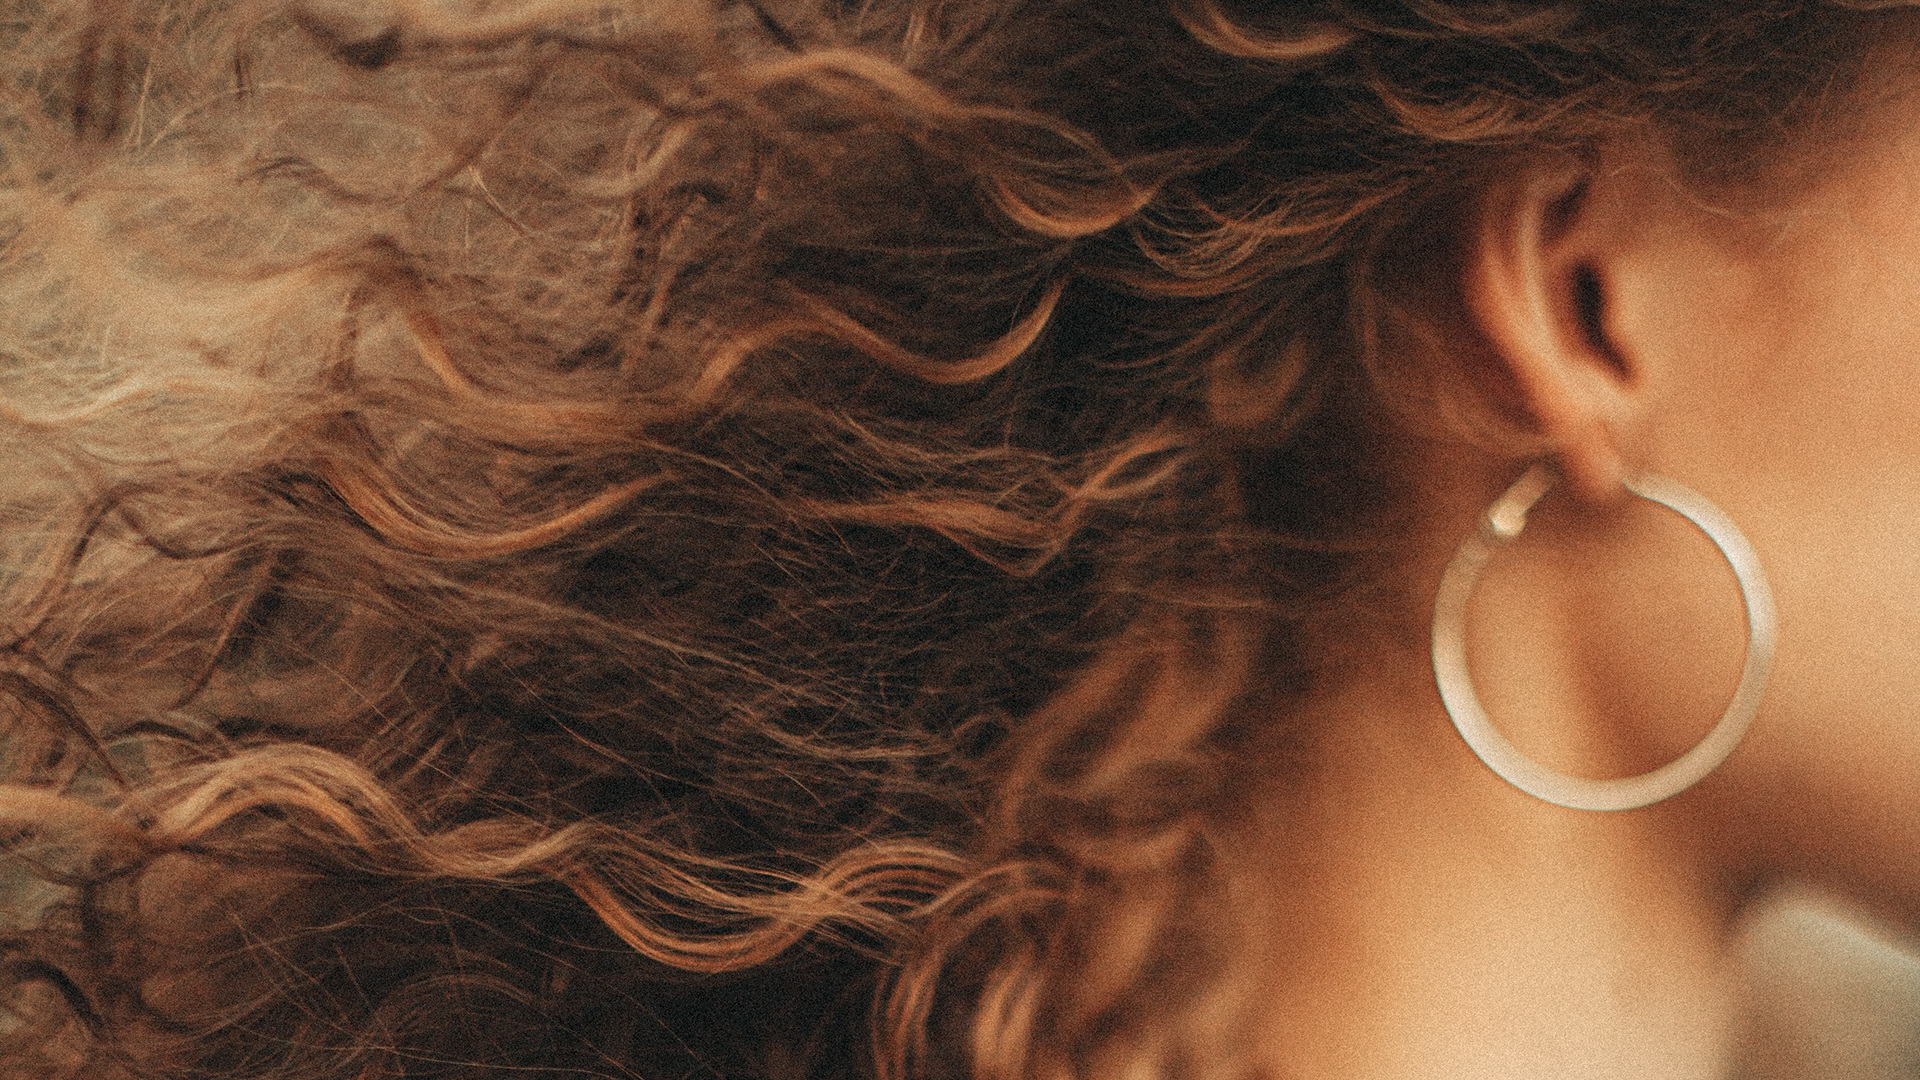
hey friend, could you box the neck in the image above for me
[1236,636,1742,1079]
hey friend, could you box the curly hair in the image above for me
[0,1,1901,1077]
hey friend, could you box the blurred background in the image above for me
[1737,887,1920,1079]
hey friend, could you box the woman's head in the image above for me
[1,1,1916,1078]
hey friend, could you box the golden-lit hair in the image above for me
[0,1,1897,1077]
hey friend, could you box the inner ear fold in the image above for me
[1543,173,1591,240]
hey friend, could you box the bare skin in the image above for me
[1245,57,1920,1079]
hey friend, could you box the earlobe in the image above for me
[1465,160,1637,502]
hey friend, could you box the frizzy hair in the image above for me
[0,1,1898,1078]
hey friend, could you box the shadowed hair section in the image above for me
[0,1,1902,1078]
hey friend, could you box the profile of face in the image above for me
[1243,43,1920,1079]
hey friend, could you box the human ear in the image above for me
[1464,157,1641,503]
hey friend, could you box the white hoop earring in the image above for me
[1430,465,1777,812]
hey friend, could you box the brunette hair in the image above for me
[0,1,1898,1078]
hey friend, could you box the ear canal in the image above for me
[1570,264,1629,379]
